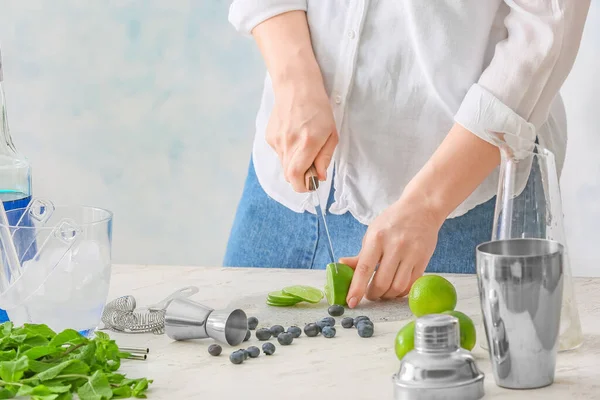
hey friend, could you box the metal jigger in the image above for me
[164,298,248,346]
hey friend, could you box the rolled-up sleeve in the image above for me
[454,1,590,148]
[229,0,308,36]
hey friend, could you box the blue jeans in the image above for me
[223,157,495,273]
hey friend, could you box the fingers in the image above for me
[365,248,402,301]
[313,129,338,181]
[339,256,358,267]
[345,241,382,309]
[381,258,416,299]
[397,261,428,297]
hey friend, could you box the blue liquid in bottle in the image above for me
[0,49,33,322]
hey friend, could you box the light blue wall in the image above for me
[0,0,264,267]
[0,1,598,275]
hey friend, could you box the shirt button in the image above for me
[347,30,355,39]
[334,94,342,104]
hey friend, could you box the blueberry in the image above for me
[287,326,302,338]
[270,325,285,337]
[256,328,272,341]
[317,317,335,329]
[303,323,320,337]
[354,316,370,326]
[247,317,259,330]
[357,320,374,338]
[277,332,294,346]
[322,326,336,338]
[246,346,260,358]
[237,349,250,360]
[262,342,276,355]
[229,351,244,364]
[341,317,354,329]
[207,344,222,356]
[328,305,345,317]
[244,329,251,342]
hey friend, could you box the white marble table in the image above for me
[107,265,600,400]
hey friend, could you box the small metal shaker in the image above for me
[393,314,485,400]
[476,238,564,389]
[164,298,248,346]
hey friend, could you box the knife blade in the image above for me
[305,165,337,269]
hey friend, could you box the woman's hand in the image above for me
[342,123,501,308]
[341,189,444,308]
[266,79,338,192]
[251,10,337,192]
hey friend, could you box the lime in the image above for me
[267,290,302,306]
[443,310,476,351]
[394,320,415,360]
[324,263,354,306]
[408,275,457,317]
[266,300,297,307]
[282,285,324,304]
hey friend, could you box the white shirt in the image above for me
[228,0,589,225]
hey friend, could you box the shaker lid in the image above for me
[393,314,485,400]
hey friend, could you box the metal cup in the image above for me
[476,238,564,389]
[164,298,248,346]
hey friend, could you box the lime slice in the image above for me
[267,290,302,305]
[282,285,324,304]
[324,263,354,306]
[267,300,295,307]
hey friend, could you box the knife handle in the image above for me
[304,164,319,191]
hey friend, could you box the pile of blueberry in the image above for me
[208,306,375,365]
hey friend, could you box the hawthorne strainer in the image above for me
[100,286,199,334]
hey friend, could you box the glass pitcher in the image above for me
[482,130,583,352]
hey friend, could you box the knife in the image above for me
[305,165,337,270]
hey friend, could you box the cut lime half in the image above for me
[324,263,354,306]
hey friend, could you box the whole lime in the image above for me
[443,310,477,351]
[408,275,457,317]
[394,320,415,361]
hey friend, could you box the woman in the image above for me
[223,1,590,309]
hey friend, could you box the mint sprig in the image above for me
[0,322,152,399]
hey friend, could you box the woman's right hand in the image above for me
[250,10,338,193]
[266,78,338,193]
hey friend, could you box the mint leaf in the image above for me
[107,373,125,384]
[9,334,27,344]
[111,385,132,399]
[132,378,150,398]
[17,384,34,396]
[28,360,60,374]
[70,342,96,365]
[0,387,17,399]
[35,360,88,381]
[77,371,112,400]
[21,324,56,339]
[23,335,51,348]
[55,393,73,400]
[60,359,90,376]
[23,346,60,360]
[0,350,16,362]
[93,332,110,341]
[31,395,59,400]
[45,384,72,394]
[0,322,13,336]
[48,330,85,348]
[0,355,29,382]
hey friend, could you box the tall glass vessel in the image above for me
[0,48,33,322]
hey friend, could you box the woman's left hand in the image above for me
[341,189,445,308]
